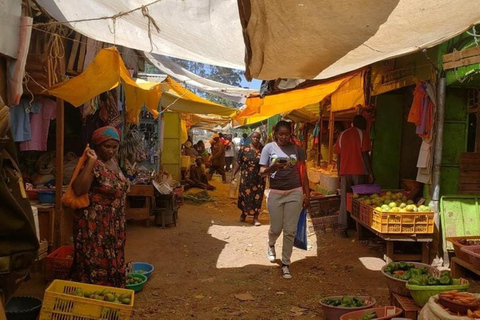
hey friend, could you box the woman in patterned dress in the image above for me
[232,132,266,226]
[72,126,129,287]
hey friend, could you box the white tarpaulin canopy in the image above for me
[37,0,246,70]
[1,0,21,58]
[37,0,480,80]
[144,53,256,103]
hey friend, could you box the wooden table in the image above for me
[451,257,480,278]
[126,185,154,227]
[31,203,55,247]
[350,213,432,264]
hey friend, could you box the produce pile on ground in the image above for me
[184,190,217,203]
[322,296,368,308]
[126,274,144,285]
[354,191,430,213]
[383,261,429,281]
[67,288,131,305]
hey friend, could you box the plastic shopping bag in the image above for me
[293,208,308,250]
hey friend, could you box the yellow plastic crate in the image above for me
[40,280,135,320]
[371,210,434,234]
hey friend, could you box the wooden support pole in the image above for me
[54,98,64,248]
[317,103,322,166]
[328,109,335,164]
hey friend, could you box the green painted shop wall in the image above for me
[440,88,468,195]
[372,93,404,189]
[161,112,181,181]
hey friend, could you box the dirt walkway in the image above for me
[127,181,392,319]
[17,179,478,319]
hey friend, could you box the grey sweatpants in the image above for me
[267,190,303,265]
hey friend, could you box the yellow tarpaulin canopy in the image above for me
[48,47,237,123]
[48,47,161,123]
[234,70,365,125]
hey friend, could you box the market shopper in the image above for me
[71,126,130,287]
[208,134,227,183]
[225,136,235,172]
[334,115,373,237]
[260,121,309,279]
[232,132,266,226]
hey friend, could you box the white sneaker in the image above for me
[267,245,276,262]
[282,265,292,279]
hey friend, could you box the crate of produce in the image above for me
[40,280,134,320]
[46,245,74,281]
[359,203,374,226]
[309,195,340,218]
[346,193,353,213]
[460,245,480,270]
[446,236,480,262]
[371,210,434,234]
[352,199,361,219]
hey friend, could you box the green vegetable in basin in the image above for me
[322,296,367,308]
[407,270,454,286]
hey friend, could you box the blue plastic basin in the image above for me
[132,262,154,279]
[37,190,55,203]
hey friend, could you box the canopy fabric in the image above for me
[37,0,480,81]
[144,53,256,103]
[160,77,238,117]
[0,0,21,58]
[36,0,245,70]
[234,71,363,125]
[238,0,480,80]
[48,47,161,123]
[48,47,237,122]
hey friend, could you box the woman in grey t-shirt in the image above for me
[259,120,310,279]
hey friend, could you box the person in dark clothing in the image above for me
[183,157,215,190]
[233,132,266,226]
[208,134,227,183]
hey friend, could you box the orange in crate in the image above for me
[46,245,74,281]
[346,193,353,213]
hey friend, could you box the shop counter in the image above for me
[31,202,55,247]
[125,184,154,227]
[450,256,480,278]
[350,213,432,264]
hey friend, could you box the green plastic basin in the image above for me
[406,278,470,307]
[126,273,147,293]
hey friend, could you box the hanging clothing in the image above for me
[9,99,41,142]
[313,123,320,144]
[408,82,425,126]
[237,145,266,217]
[19,97,57,151]
[72,160,129,287]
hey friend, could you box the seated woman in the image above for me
[182,157,215,191]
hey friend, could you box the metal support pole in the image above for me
[431,76,446,265]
